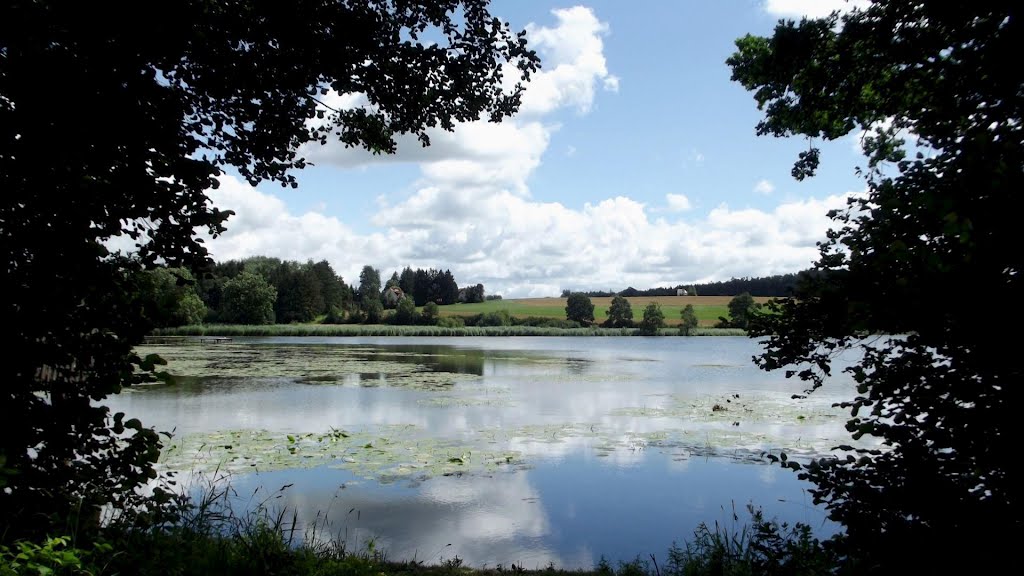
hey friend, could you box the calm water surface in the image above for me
[107,336,866,568]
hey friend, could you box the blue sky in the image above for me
[206,0,870,297]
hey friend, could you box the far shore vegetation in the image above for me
[134,255,783,333]
[136,255,773,335]
[149,291,761,336]
[152,323,746,337]
[150,291,762,337]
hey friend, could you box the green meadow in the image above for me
[441,296,772,326]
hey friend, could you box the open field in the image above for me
[439,295,775,326]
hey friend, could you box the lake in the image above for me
[108,336,871,569]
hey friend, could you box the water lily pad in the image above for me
[160,425,525,483]
[135,344,485,391]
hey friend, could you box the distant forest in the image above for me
[145,259,810,329]
[562,272,807,298]
[137,256,494,327]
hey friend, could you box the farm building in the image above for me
[382,285,405,308]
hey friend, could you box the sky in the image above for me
[204,0,871,298]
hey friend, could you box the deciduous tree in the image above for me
[729,1,1021,570]
[421,301,441,325]
[136,268,207,328]
[0,0,537,537]
[463,283,486,303]
[220,271,278,325]
[605,295,634,328]
[679,304,699,336]
[726,292,759,330]
[362,298,384,324]
[565,293,595,325]
[638,302,665,335]
[393,296,418,325]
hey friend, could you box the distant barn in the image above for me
[676,288,688,296]
[383,285,405,307]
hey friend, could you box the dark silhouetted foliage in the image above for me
[0,0,537,540]
[461,283,486,303]
[135,268,207,328]
[730,1,1022,571]
[726,292,759,330]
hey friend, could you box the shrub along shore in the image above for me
[153,323,747,337]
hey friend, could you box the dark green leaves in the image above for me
[605,295,634,328]
[1,0,538,541]
[790,147,819,180]
[731,2,1023,570]
[638,302,666,335]
[565,293,596,325]
[139,353,167,372]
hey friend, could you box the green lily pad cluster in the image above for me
[160,425,525,483]
[135,344,486,391]
[611,392,842,425]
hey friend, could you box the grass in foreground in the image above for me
[1,487,834,576]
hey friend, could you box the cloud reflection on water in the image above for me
[108,336,857,568]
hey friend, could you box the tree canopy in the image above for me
[565,293,596,325]
[421,302,441,325]
[679,304,699,336]
[220,271,278,325]
[409,267,460,306]
[0,0,537,539]
[271,261,322,323]
[135,268,207,328]
[725,292,759,330]
[729,1,1021,570]
[605,295,634,328]
[638,302,665,335]
[358,266,382,304]
[393,296,418,325]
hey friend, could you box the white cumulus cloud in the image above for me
[196,6,854,297]
[298,5,617,202]
[762,0,869,19]
[665,193,692,212]
[205,174,856,297]
[753,179,775,195]
[520,6,618,116]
